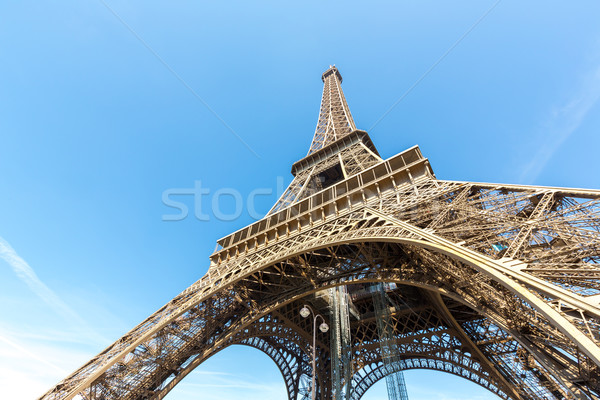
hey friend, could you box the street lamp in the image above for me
[300,305,329,400]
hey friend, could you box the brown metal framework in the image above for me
[41,66,600,400]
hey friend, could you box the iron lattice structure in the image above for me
[41,66,600,400]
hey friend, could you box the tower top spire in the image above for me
[267,67,382,214]
[308,66,356,154]
[322,65,343,83]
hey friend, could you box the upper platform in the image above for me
[291,130,380,176]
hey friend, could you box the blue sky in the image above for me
[1,1,599,399]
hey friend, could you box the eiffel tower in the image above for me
[41,66,600,400]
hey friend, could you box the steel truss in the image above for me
[41,66,600,400]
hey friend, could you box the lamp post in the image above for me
[300,304,329,400]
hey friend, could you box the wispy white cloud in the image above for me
[519,65,600,183]
[0,364,58,400]
[0,322,96,346]
[188,370,234,377]
[390,378,499,400]
[0,334,67,374]
[405,383,497,400]
[180,377,282,391]
[0,236,108,344]
[183,369,284,391]
[171,369,286,400]
[0,327,96,400]
[0,237,121,399]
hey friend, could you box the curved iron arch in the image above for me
[42,236,599,400]
[153,291,516,400]
[156,286,517,400]
[351,359,508,400]
[236,337,305,400]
